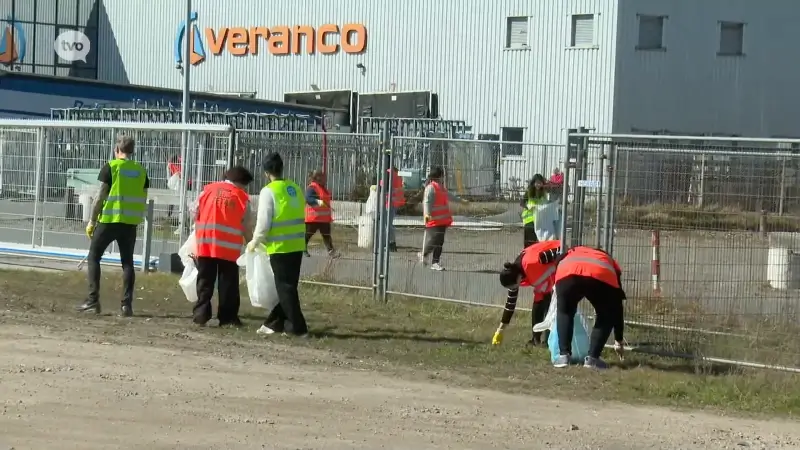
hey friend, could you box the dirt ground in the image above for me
[0,320,798,450]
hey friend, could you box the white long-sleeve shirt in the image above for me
[248,185,277,247]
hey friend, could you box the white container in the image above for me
[357,215,374,249]
[78,193,94,222]
[767,247,800,290]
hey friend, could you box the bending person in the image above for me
[495,240,562,346]
[539,245,626,369]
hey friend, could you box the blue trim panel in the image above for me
[0,73,323,116]
[0,108,50,117]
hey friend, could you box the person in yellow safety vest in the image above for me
[520,174,548,248]
[77,134,149,317]
[246,153,309,337]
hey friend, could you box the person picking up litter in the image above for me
[536,245,627,369]
[493,240,562,347]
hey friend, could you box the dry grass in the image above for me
[623,294,800,369]
[584,202,800,232]
[0,268,799,417]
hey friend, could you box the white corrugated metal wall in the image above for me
[95,0,620,145]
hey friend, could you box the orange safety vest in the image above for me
[519,240,562,302]
[380,172,406,208]
[305,181,333,223]
[195,181,249,262]
[426,181,453,228]
[555,246,622,288]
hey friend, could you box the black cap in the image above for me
[498,262,521,288]
[262,153,284,175]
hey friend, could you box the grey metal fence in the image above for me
[560,131,800,371]
[0,120,235,267]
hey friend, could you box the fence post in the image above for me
[31,127,45,248]
[559,129,574,245]
[380,143,395,303]
[178,130,189,244]
[651,229,661,295]
[141,199,155,273]
[594,145,606,249]
[698,153,706,207]
[778,156,786,216]
[603,143,616,252]
[372,128,390,301]
[226,128,236,168]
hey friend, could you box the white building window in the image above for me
[570,14,595,47]
[506,17,529,49]
[501,127,524,156]
[637,15,665,50]
[718,22,744,56]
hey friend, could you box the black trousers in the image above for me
[264,251,307,335]
[87,222,137,305]
[523,223,539,248]
[422,226,447,264]
[555,275,625,359]
[193,257,241,325]
[305,222,334,252]
[531,292,552,344]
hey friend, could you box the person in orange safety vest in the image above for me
[304,170,340,259]
[493,240,562,347]
[379,166,405,252]
[418,166,468,271]
[192,166,255,327]
[536,245,627,369]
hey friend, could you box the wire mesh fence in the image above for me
[233,129,384,288]
[565,132,800,370]
[377,136,564,306]
[0,120,235,264]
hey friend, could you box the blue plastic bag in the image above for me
[548,310,591,364]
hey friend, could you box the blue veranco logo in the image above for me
[0,16,26,68]
[174,11,206,66]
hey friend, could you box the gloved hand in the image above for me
[318,200,326,207]
[423,215,431,223]
[492,329,504,346]
[85,222,96,239]
[245,241,258,253]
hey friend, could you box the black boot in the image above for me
[120,303,133,317]
[76,299,101,314]
[388,242,398,252]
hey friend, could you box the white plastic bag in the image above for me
[167,173,181,190]
[365,186,378,215]
[177,233,196,266]
[532,290,558,333]
[236,249,280,310]
[534,201,561,241]
[178,260,198,303]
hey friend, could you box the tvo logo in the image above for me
[54,30,91,62]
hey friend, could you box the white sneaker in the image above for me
[417,252,427,266]
[256,325,276,335]
[430,263,444,271]
[328,249,341,259]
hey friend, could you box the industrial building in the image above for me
[2,0,800,143]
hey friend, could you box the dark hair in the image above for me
[527,174,546,199]
[498,261,522,288]
[262,153,284,176]
[116,134,135,155]
[428,166,444,181]
[308,169,325,183]
[224,166,254,185]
